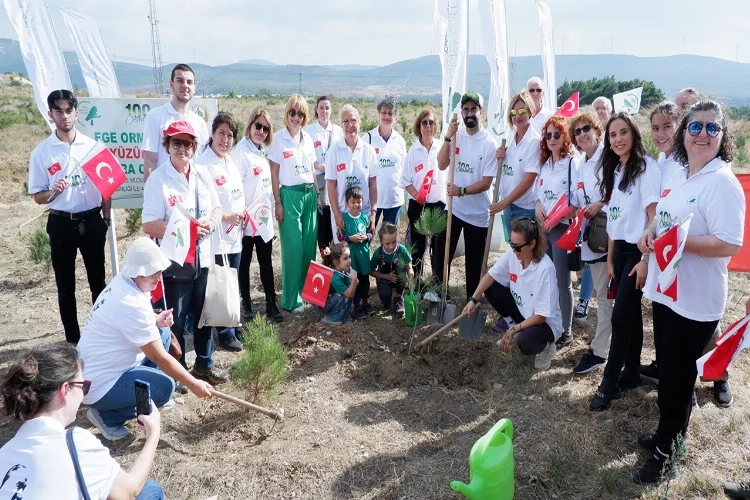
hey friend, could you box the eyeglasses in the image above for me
[288,109,306,119]
[545,132,562,141]
[421,119,435,126]
[253,122,270,134]
[528,88,544,93]
[69,380,91,396]
[461,107,479,116]
[509,240,532,253]
[574,125,592,136]
[170,138,194,150]
[342,118,359,126]
[510,109,528,117]
[687,121,722,138]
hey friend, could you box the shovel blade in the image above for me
[426,301,443,325]
[460,310,487,339]
[440,303,457,324]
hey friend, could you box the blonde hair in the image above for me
[244,107,273,147]
[506,91,535,128]
[283,94,310,128]
[412,107,438,138]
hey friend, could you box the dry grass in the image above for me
[2,81,750,499]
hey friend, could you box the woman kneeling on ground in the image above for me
[0,343,164,499]
[463,217,563,370]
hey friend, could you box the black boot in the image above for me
[242,300,254,321]
[266,296,283,323]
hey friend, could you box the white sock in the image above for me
[504,316,516,327]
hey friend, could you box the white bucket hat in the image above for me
[120,237,171,278]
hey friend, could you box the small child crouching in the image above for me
[369,222,414,318]
[317,243,358,325]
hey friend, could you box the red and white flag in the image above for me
[555,91,579,118]
[301,261,335,308]
[555,210,584,251]
[697,314,750,379]
[416,169,434,204]
[544,193,569,231]
[80,142,126,200]
[150,276,165,305]
[160,203,199,266]
[236,193,274,242]
[652,214,692,301]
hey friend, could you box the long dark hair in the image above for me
[207,112,238,151]
[672,100,735,167]
[598,112,647,202]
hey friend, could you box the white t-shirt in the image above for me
[0,417,119,500]
[606,156,662,244]
[28,131,102,213]
[267,127,316,186]
[643,158,745,322]
[572,144,607,261]
[306,121,344,207]
[78,273,161,404]
[488,249,564,340]
[195,147,244,254]
[363,127,407,209]
[325,137,379,214]
[659,153,683,192]
[500,127,541,210]
[451,127,498,228]
[142,160,221,268]
[142,101,209,171]
[232,138,274,236]
[537,156,577,223]
[400,139,447,205]
[531,106,553,135]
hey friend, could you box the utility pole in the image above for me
[147,0,165,95]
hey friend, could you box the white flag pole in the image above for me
[535,0,557,112]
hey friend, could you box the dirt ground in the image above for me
[2,89,750,499]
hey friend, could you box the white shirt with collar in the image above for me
[325,137,379,214]
[451,126,498,228]
[606,156,662,244]
[141,101,209,170]
[306,121,343,207]
[0,417,119,499]
[267,127,316,186]
[658,152,683,191]
[231,138,274,237]
[537,155,577,223]
[28,131,102,213]
[500,126,541,210]
[363,127,407,210]
[488,249,564,340]
[400,138,447,204]
[195,146,244,254]
[573,144,607,261]
[531,106,553,135]
[78,273,161,404]
[643,158,745,322]
[142,159,221,268]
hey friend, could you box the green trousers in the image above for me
[279,184,318,310]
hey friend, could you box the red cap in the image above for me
[163,120,197,138]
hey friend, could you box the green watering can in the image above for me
[451,418,514,500]
[404,291,423,327]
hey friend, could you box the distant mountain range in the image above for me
[2,38,749,106]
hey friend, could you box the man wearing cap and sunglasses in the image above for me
[27,89,111,345]
[434,91,498,302]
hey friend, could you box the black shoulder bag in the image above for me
[581,182,609,254]
[566,158,585,271]
[66,428,92,500]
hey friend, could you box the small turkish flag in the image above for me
[47,162,62,175]
[81,142,126,200]
[509,273,518,283]
[455,147,460,155]
[555,91,579,118]
[253,166,262,176]
[416,170,434,204]
[283,150,294,159]
[167,193,183,207]
[652,214,692,301]
[415,163,424,173]
[301,261,334,308]
[314,140,322,148]
[215,176,226,187]
[544,193,570,231]
[577,181,584,190]
[661,189,671,198]
[150,276,165,305]
[337,163,346,172]
[555,210,585,251]
[375,148,380,154]
[697,315,750,379]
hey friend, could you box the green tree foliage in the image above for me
[557,76,665,108]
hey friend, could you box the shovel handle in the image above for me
[416,311,468,350]
[210,389,284,421]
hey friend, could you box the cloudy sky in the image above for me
[2,0,748,67]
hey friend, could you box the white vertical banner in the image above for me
[480,0,510,140]
[60,7,121,98]
[3,0,72,128]
[434,0,469,137]
[535,0,557,112]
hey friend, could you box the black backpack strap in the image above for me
[66,428,92,500]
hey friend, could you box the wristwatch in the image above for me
[468,297,479,305]
[103,217,111,226]
[444,136,452,143]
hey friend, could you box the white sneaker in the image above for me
[293,306,304,313]
[159,399,176,412]
[534,342,557,371]
[86,408,130,441]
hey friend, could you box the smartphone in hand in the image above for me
[134,379,152,417]
[607,277,617,300]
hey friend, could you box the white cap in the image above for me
[120,237,171,278]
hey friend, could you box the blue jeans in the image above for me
[89,328,175,427]
[137,478,164,500]
[315,294,353,322]
[502,204,536,241]
[375,206,401,227]
[215,252,241,341]
[579,264,594,301]
[165,267,215,370]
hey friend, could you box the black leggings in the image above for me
[406,199,446,276]
[239,235,276,305]
[432,214,487,300]
[484,281,554,355]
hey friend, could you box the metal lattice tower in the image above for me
[147,0,165,95]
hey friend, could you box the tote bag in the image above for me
[198,231,241,328]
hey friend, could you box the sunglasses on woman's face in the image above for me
[253,122,270,134]
[574,125,592,136]
[421,119,435,126]
[69,380,91,396]
[288,109,306,119]
[510,109,527,117]
[170,138,194,150]
[545,132,562,141]
[687,121,722,138]
[509,240,531,253]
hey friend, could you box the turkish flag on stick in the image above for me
[81,142,127,200]
[652,214,692,301]
[555,210,584,251]
[301,261,334,308]
[555,91,579,118]
[416,170,434,204]
[150,276,165,305]
[697,314,750,379]
[544,193,569,231]
[160,203,199,266]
